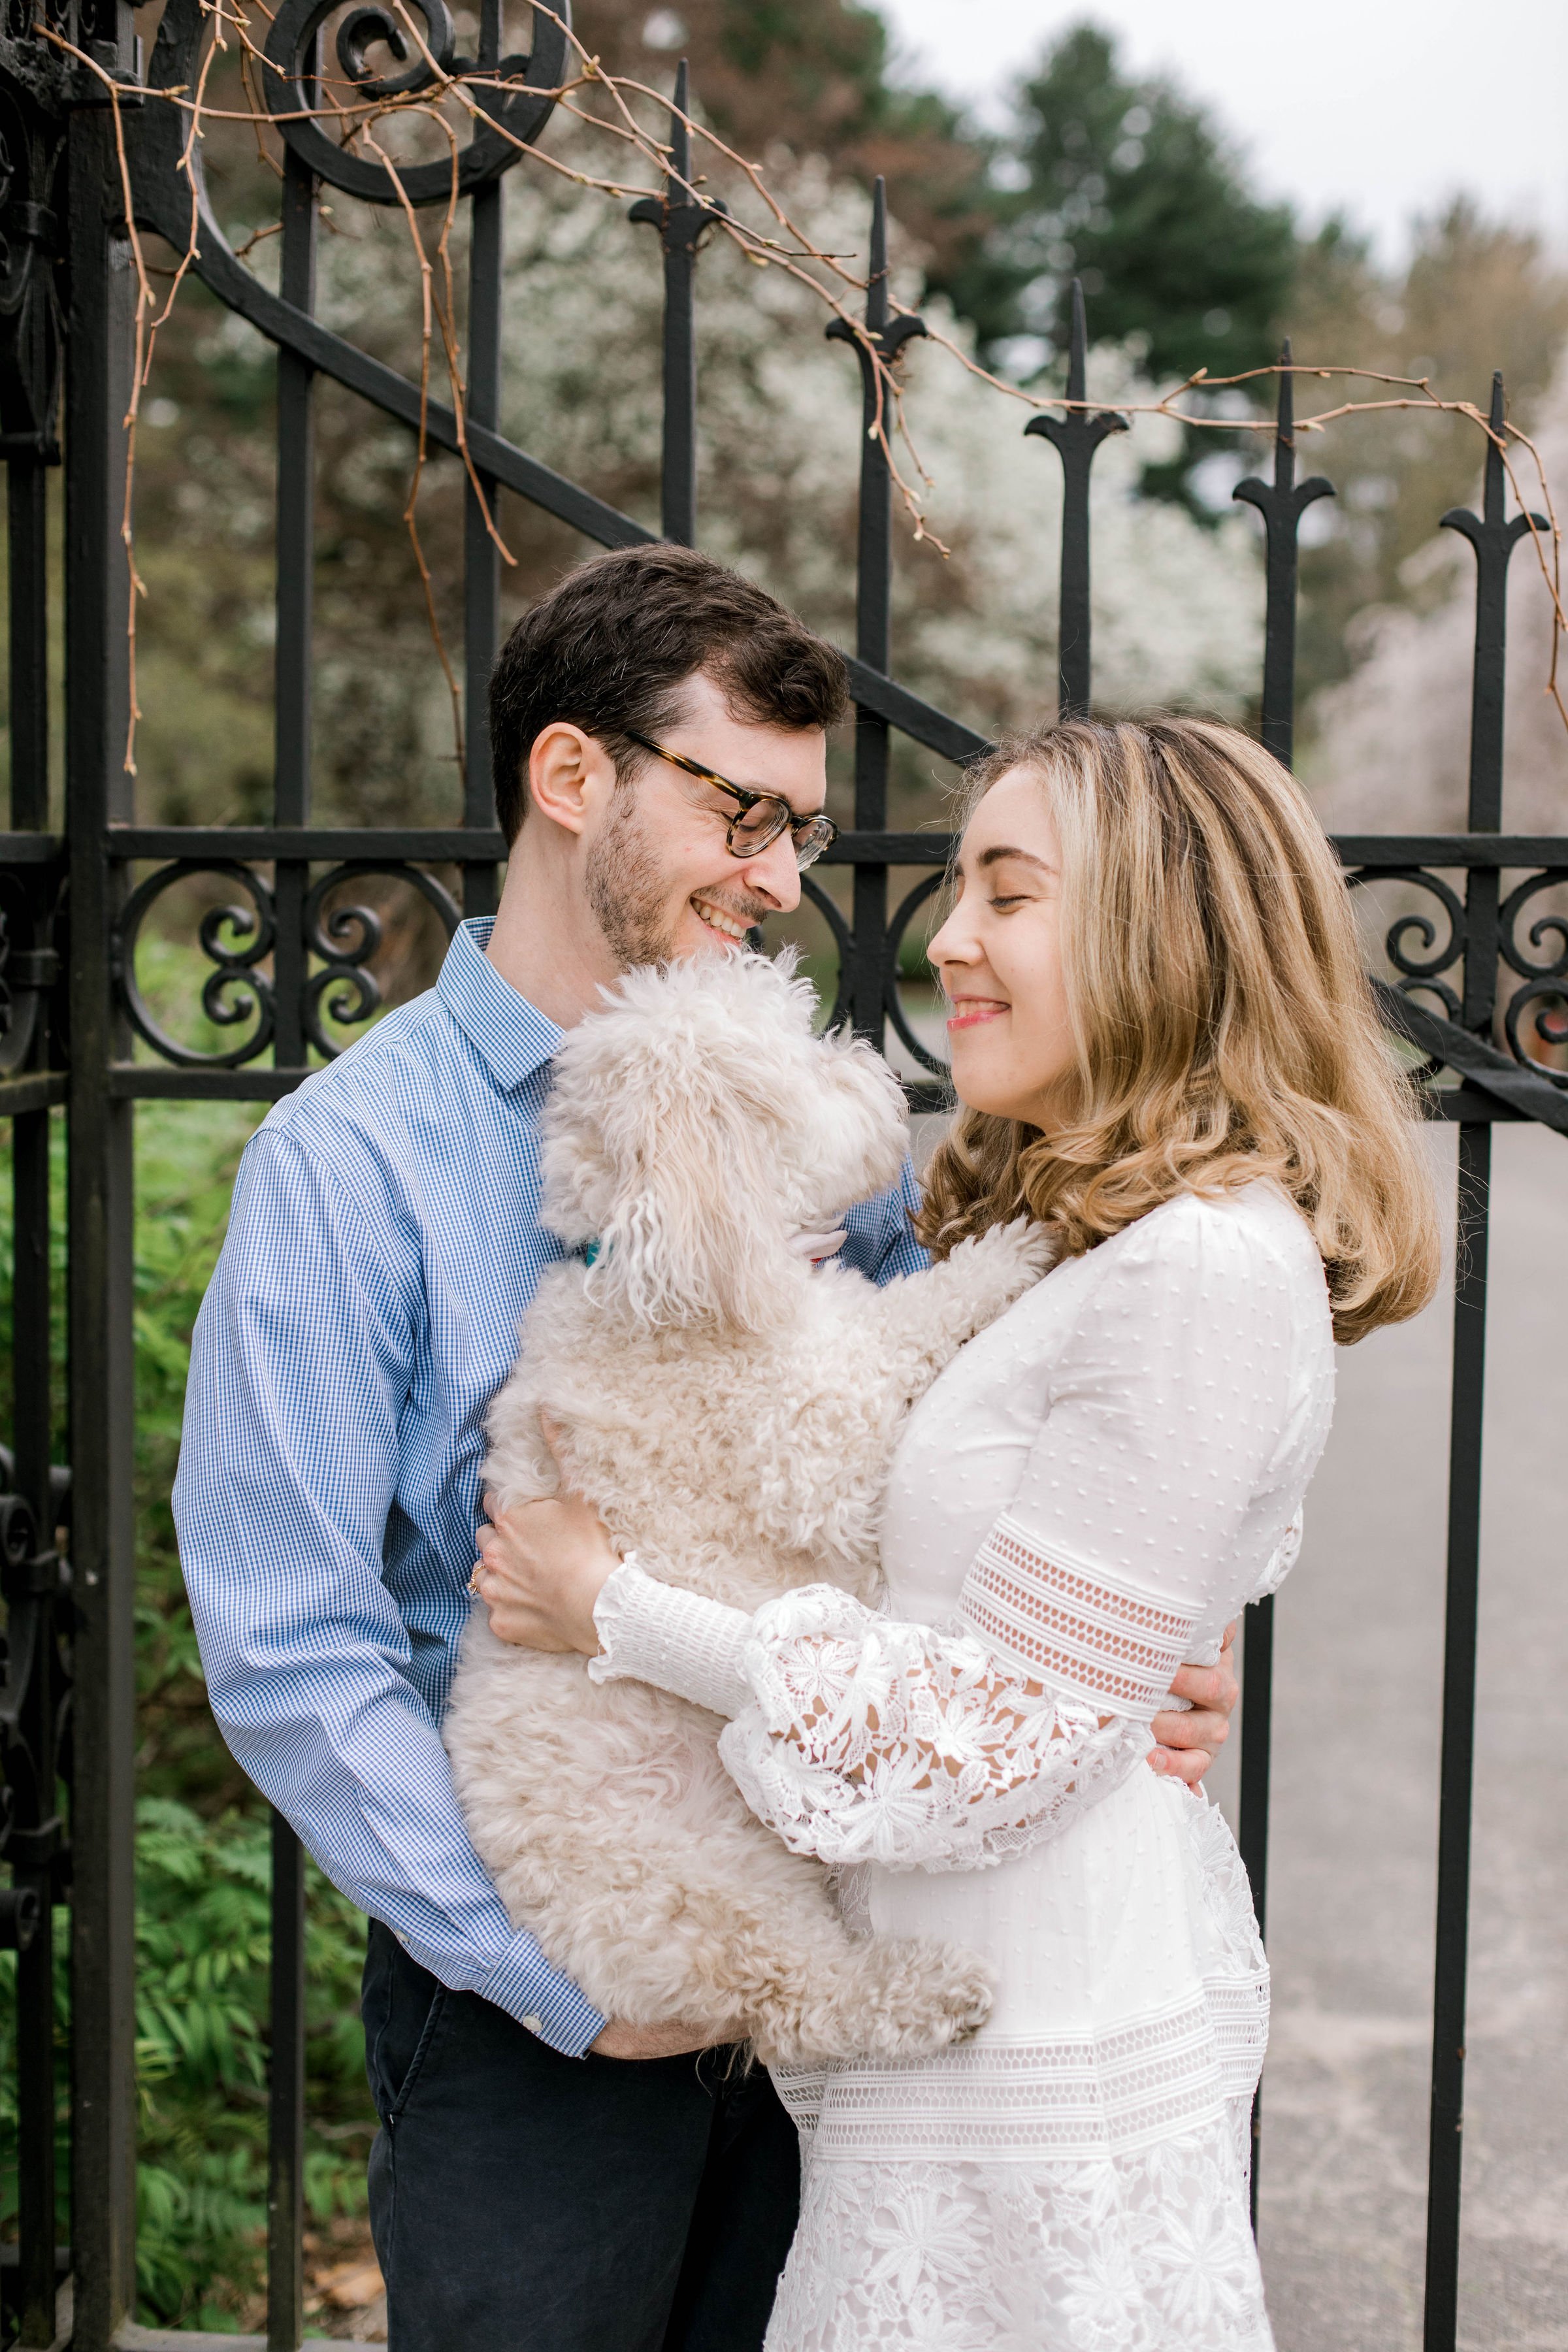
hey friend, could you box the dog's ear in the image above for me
[540,958,801,1333]
[588,1070,785,1331]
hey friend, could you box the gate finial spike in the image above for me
[1066,278,1088,407]
[670,58,691,186]
[867,176,888,333]
[1483,369,1507,527]
[1274,339,1296,495]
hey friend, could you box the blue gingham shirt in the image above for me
[174,919,927,2056]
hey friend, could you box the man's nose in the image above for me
[741,827,803,913]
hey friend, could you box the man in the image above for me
[174,543,1237,2352]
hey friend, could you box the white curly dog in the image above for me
[443,951,1051,2065]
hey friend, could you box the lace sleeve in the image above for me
[715,1525,1193,1873]
[587,1558,1154,1872]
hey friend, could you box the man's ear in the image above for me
[527,722,617,836]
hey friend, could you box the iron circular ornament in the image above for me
[263,0,571,209]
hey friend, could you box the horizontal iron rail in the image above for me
[0,1074,67,1115]
[84,827,1568,871]
[108,1066,314,1100]
[104,827,508,864]
[1337,835,1568,868]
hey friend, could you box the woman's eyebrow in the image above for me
[975,843,1052,873]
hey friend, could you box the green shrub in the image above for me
[0,1084,381,2328]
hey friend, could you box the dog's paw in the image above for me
[862,1938,995,2057]
[753,1935,994,2067]
[958,1215,1057,1302]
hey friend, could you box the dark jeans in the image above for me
[361,1922,801,2352]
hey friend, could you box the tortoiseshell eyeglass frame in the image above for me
[623,728,839,869]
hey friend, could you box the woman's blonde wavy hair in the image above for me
[915,717,1441,1343]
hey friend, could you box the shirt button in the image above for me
[521,2014,544,2034]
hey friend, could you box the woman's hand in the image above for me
[1147,1622,1240,1788]
[472,1422,619,1656]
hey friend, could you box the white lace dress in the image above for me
[589,1181,1336,2352]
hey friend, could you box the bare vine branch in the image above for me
[37,0,1568,773]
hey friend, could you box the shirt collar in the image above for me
[437,918,564,1091]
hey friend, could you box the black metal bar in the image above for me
[65,94,140,2352]
[95,824,1568,870]
[267,1810,307,2352]
[1231,347,1334,2225]
[4,413,65,2352]
[1441,376,1544,1037]
[0,833,63,863]
[462,123,503,916]
[1024,282,1128,719]
[8,459,52,832]
[271,131,316,1079]
[108,1065,314,1101]
[107,825,510,861]
[1333,834,1568,868]
[265,140,315,2342]
[1372,980,1568,1134]
[826,181,926,1042]
[0,1073,68,1116]
[1420,370,1535,2352]
[1233,343,1333,768]
[629,60,713,549]
[1236,1584,1273,2231]
[13,1107,57,2351]
[1424,1122,1490,2352]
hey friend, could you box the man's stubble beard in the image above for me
[584,785,772,970]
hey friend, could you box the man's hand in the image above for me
[1147,1622,1239,1789]
[589,2018,722,2060]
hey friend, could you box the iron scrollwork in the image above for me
[262,0,572,208]
[0,73,62,462]
[796,876,855,1037]
[114,860,278,1068]
[1499,868,1568,1081]
[884,870,949,1081]
[1347,866,1468,1026]
[113,858,464,1066]
[302,861,461,1057]
[0,864,63,1077]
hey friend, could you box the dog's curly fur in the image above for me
[442,953,1051,2065]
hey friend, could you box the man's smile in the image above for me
[690,893,756,943]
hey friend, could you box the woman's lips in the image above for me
[946,999,1009,1032]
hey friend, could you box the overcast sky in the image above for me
[878,0,1568,259]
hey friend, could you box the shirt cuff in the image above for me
[475,1931,607,2057]
[588,1560,755,1720]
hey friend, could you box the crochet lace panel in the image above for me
[958,1514,1198,1723]
[769,1980,1266,2164]
[762,2106,1273,2352]
[719,1582,1149,1875]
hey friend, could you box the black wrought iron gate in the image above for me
[1,5,1565,2346]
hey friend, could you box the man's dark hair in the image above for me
[488,544,850,844]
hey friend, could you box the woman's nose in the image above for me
[927,908,975,972]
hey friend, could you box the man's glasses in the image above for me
[624,730,839,870]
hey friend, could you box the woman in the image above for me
[474,717,1440,2349]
